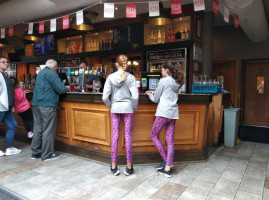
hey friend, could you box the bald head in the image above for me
[46,59,58,71]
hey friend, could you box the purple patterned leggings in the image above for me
[150,116,176,166]
[111,113,133,163]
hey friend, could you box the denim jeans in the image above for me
[0,108,17,148]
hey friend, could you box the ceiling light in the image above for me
[148,3,172,26]
[23,25,42,41]
[70,11,97,31]
[0,39,8,47]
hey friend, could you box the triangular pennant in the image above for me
[8,26,14,37]
[104,3,114,18]
[1,28,5,39]
[76,10,84,25]
[126,3,136,18]
[213,0,219,14]
[224,6,229,23]
[193,0,205,11]
[149,1,159,17]
[63,15,69,29]
[39,21,45,34]
[28,23,33,34]
[171,0,182,15]
[50,18,56,32]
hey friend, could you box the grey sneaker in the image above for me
[42,154,60,161]
[0,150,5,157]
[158,168,172,178]
[111,166,120,176]
[5,148,22,156]
[124,166,134,176]
[155,161,166,170]
[31,154,41,160]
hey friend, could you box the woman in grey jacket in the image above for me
[102,55,139,176]
[146,61,184,178]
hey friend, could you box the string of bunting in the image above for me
[0,0,239,40]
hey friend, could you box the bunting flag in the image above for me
[39,21,45,34]
[1,28,5,39]
[149,1,159,17]
[234,14,239,28]
[63,15,69,29]
[224,6,229,23]
[126,3,136,18]
[8,26,14,37]
[76,10,84,25]
[171,0,182,15]
[50,18,56,32]
[28,23,33,34]
[193,0,205,11]
[212,0,219,14]
[104,3,114,18]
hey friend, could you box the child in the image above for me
[11,78,34,138]
[102,55,139,176]
[145,61,184,178]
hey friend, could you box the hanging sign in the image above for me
[234,14,239,28]
[1,28,5,39]
[39,21,45,34]
[8,26,14,37]
[50,18,56,32]
[28,23,33,34]
[104,3,114,18]
[149,1,159,17]
[63,15,69,29]
[193,0,205,11]
[76,10,84,25]
[171,0,182,15]
[224,6,229,23]
[126,3,136,18]
[213,0,219,14]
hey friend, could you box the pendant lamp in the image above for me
[70,11,97,31]
[0,39,8,47]
[148,2,172,26]
[24,25,42,41]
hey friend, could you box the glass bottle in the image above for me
[157,28,161,44]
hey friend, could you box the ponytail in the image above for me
[162,61,184,85]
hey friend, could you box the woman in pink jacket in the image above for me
[11,78,34,138]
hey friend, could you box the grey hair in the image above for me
[46,59,57,68]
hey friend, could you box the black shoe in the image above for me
[155,161,166,170]
[42,154,60,161]
[30,154,41,160]
[124,166,134,176]
[111,166,120,176]
[158,168,172,178]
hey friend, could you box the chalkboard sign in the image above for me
[113,23,143,50]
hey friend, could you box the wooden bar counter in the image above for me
[0,92,212,164]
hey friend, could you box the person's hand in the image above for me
[120,72,126,82]
[145,91,154,95]
[65,85,70,90]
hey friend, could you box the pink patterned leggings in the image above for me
[150,116,176,166]
[111,113,133,163]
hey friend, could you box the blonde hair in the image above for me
[116,55,128,70]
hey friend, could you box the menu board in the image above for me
[113,23,143,50]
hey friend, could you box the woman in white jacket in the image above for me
[102,55,139,176]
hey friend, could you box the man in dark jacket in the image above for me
[31,59,69,161]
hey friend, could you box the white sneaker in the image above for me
[27,131,33,138]
[0,150,5,156]
[5,148,22,156]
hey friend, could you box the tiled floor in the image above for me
[1,137,269,200]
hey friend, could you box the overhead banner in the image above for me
[28,23,33,34]
[39,21,45,34]
[8,26,14,37]
[1,28,5,39]
[213,0,219,14]
[63,15,69,29]
[224,6,229,23]
[193,0,205,11]
[149,1,159,17]
[104,3,114,18]
[76,10,84,25]
[126,3,136,18]
[50,18,56,32]
[234,14,239,28]
[171,0,182,15]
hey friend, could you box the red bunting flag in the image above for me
[39,21,45,34]
[213,0,219,14]
[193,0,205,11]
[234,14,239,28]
[8,26,14,37]
[126,3,136,18]
[171,0,182,15]
[63,15,69,29]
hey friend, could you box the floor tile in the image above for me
[196,168,222,184]
[211,177,240,199]
[238,176,264,196]
[206,193,233,200]
[234,191,262,200]
[90,186,128,200]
